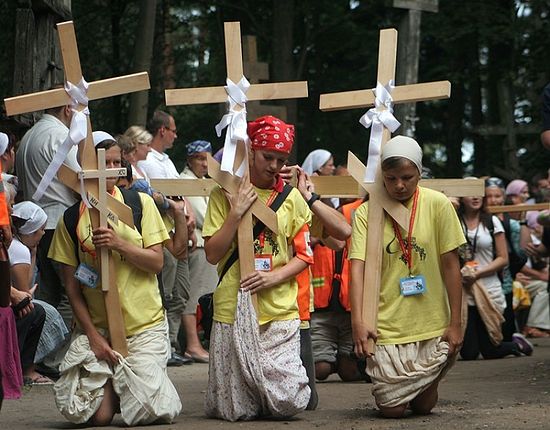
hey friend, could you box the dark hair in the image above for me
[95,139,118,152]
[147,110,172,136]
[381,156,416,171]
[121,158,133,183]
[457,198,493,230]
[10,216,25,234]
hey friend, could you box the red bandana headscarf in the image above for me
[247,115,294,154]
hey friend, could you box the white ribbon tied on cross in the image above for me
[215,77,250,177]
[359,81,401,183]
[33,78,90,202]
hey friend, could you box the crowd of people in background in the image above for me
[0,98,549,423]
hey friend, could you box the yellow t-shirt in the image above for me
[349,187,465,345]
[48,187,169,337]
[202,185,312,325]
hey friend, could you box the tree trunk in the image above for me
[128,0,157,127]
[272,0,297,162]
[162,0,176,96]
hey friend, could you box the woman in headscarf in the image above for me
[203,116,313,421]
[350,136,465,418]
[505,179,530,221]
[9,201,68,385]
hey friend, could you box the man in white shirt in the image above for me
[16,104,78,328]
[139,110,194,365]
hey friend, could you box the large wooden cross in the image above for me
[4,21,151,356]
[319,28,452,353]
[164,22,308,303]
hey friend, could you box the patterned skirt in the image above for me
[205,290,310,421]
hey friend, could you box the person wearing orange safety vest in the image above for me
[289,165,352,410]
[310,197,366,382]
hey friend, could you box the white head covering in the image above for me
[380,135,423,174]
[92,131,115,147]
[302,149,332,175]
[0,132,8,156]
[12,201,48,235]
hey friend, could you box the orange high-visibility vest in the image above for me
[0,166,10,226]
[337,199,364,311]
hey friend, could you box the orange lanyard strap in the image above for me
[258,189,278,250]
[391,188,419,276]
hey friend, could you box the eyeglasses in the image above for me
[485,177,504,189]
[165,126,177,134]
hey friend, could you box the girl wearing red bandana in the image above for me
[203,116,314,421]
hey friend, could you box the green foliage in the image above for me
[2,0,549,178]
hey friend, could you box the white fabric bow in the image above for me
[359,81,401,182]
[33,78,90,203]
[215,77,250,177]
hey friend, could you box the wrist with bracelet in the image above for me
[306,192,320,208]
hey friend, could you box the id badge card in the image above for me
[254,254,273,272]
[74,263,99,288]
[399,275,426,296]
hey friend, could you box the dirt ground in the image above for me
[2,338,549,430]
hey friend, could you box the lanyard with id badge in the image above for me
[391,188,426,296]
[254,190,277,272]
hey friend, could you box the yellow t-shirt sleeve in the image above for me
[203,186,230,239]
[286,189,312,242]
[139,193,170,248]
[437,197,466,254]
[349,202,368,260]
[48,215,79,268]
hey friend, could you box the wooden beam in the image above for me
[319,80,450,112]
[57,164,134,228]
[165,81,308,106]
[207,154,279,234]
[488,203,550,214]
[150,178,218,197]
[5,72,150,116]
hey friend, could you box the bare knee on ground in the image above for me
[90,380,118,426]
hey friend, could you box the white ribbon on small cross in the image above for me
[33,78,91,203]
[359,81,401,183]
[215,77,250,177]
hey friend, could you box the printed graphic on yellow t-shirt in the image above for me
[349,187,465,345]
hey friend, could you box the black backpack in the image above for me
[63,188,143,263]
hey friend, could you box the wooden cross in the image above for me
[164,22,308,304]
[243,35,288,120]
[151,174,484,200]
[4,21,151,356]
[319,28,452,354]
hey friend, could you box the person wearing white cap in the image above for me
[349,135,466,417]
[48,132,181,426]
[16,104,80,328]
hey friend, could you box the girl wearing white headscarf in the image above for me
[349,136,466,417]
[9,201,68,385]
